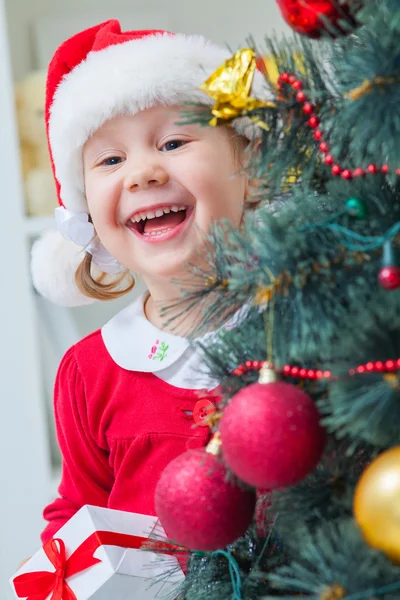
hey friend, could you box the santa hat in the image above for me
[31,20,266,306]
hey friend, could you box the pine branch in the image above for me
[170,3,400,596]
[166,176,400,365]
[263,520,400,599]
[180,529,288,600]
[320,296,400,447]
[269,440,375,545]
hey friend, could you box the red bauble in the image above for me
[378,265,400,290]
[220,381,325,489]
[155,448,256,551]
[276,0,359,39]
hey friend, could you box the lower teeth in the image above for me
[142,227,173,237]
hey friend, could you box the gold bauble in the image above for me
[354,446,400,562]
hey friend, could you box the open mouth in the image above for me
[126,205,192,239]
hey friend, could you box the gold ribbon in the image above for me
[201,48,276,127]
[346,76,398,101]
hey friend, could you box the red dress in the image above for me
[41,328,211,543]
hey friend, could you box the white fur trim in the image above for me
[31,229,95,306]
[49,33,268,212]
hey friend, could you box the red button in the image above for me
[192,399,216,426]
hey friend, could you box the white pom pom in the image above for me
[31,229,96,307]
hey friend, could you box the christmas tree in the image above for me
[151,2,400,598]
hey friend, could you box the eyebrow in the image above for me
[83,138,116,161]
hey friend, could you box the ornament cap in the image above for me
[382,240,398,267]
[206,432,222,456]
[258,363,278,384]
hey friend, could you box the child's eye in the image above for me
[159,140,186,152]
[100,156,124,166]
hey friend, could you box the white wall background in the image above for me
[0,1,51,597]
[5,0,290,80]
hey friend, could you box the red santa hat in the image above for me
[31,20,265,306]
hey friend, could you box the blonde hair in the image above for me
[75,252,134,301]
[76,130,259,302]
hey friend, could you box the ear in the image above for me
[244,137,263,208]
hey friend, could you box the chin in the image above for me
[140,254,205,285]
[149,262,195,282]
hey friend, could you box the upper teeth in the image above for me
[129,205,186,223]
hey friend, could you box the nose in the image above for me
[124,160,169,191]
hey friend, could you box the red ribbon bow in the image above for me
[13,531,159,600]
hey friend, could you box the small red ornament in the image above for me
[276,0,360,39]
[155,443,256,551]
[379,241,400,291]
[220,380,325,489]
[378,266,400,290]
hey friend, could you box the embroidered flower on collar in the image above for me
[148,339,169,361]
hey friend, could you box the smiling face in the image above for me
[82,106,248,290]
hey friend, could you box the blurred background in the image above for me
[0,0,289,596]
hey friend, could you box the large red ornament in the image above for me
[276,0,360,39]
[220,381,325,489]
[155,447,256,551]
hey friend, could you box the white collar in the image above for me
[101,292,249,374]
[102,293,191,373]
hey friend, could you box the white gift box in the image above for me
[10,505,185,600]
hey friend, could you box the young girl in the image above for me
[31,19,265,543]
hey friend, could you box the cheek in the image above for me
[85,177,120,228]
[198,171,246,218]
[189,152,246,202]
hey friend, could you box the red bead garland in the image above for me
[349,358,400,375]
[277,72,396,179]
[233,358,400,380]
[296,91,307,102]
[319,141,329,153]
